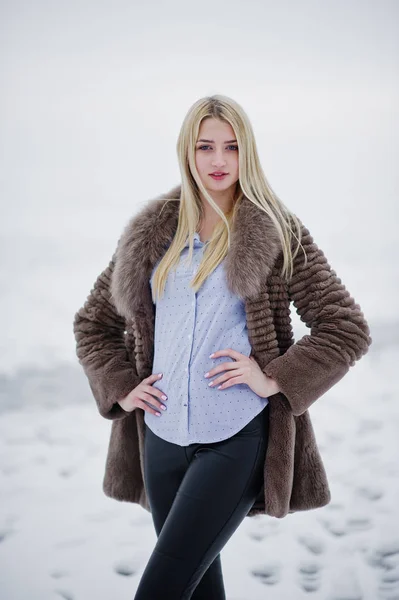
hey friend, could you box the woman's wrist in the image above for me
[265,374,280,396]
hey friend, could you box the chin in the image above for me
[205,178,235,191]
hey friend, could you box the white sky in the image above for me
[0,0,398,370]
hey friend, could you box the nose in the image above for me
[211,150,227,168]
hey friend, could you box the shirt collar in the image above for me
[183,231,205,249]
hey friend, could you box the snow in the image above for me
[0,333,398,599]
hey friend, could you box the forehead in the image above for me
[197,118,235,140]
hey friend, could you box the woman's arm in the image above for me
[73,253,141,420]
[263,219,372,417]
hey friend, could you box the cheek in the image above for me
[230,155,239,176]
[195,154,208,173]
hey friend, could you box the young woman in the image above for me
[73,95,372,599]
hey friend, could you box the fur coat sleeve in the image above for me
[73,253,141,420]
[263,219,372,417]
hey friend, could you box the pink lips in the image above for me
[210,173,228,180]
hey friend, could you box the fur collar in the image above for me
[110,183,281,321]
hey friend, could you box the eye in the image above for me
[197,145,239,151]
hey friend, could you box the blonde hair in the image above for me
[151,94,305,303]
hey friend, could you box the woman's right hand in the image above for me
[117,373,167,416]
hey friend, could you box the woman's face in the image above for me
[194,118,239,198]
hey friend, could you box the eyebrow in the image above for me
[197,139,237,143]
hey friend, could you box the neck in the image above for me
[198,184,237,227]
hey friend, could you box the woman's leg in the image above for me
[189,554,225,600]
[141,423,226,600]
[134,406,269,600]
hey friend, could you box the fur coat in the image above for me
[73,184,372,519]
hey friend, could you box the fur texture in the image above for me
[73,183,372,518]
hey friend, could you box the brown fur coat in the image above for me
[73,184,372,518]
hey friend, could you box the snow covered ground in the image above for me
[0,319,398,599]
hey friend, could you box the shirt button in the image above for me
[187,334,191,339]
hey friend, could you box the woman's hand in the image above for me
[118,373,168,417]
[204,349,280,398]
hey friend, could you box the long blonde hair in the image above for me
[151,94,305,303]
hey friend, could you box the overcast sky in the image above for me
[0,0,397,369]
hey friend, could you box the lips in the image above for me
[210,172,228,175]
[210,173,228,180]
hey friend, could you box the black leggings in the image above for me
[134,404,270,600]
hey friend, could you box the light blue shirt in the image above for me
[144,231,269,445]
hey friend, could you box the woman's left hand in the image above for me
[204,348,280,398]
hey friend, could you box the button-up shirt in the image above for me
[144,231,269,445]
